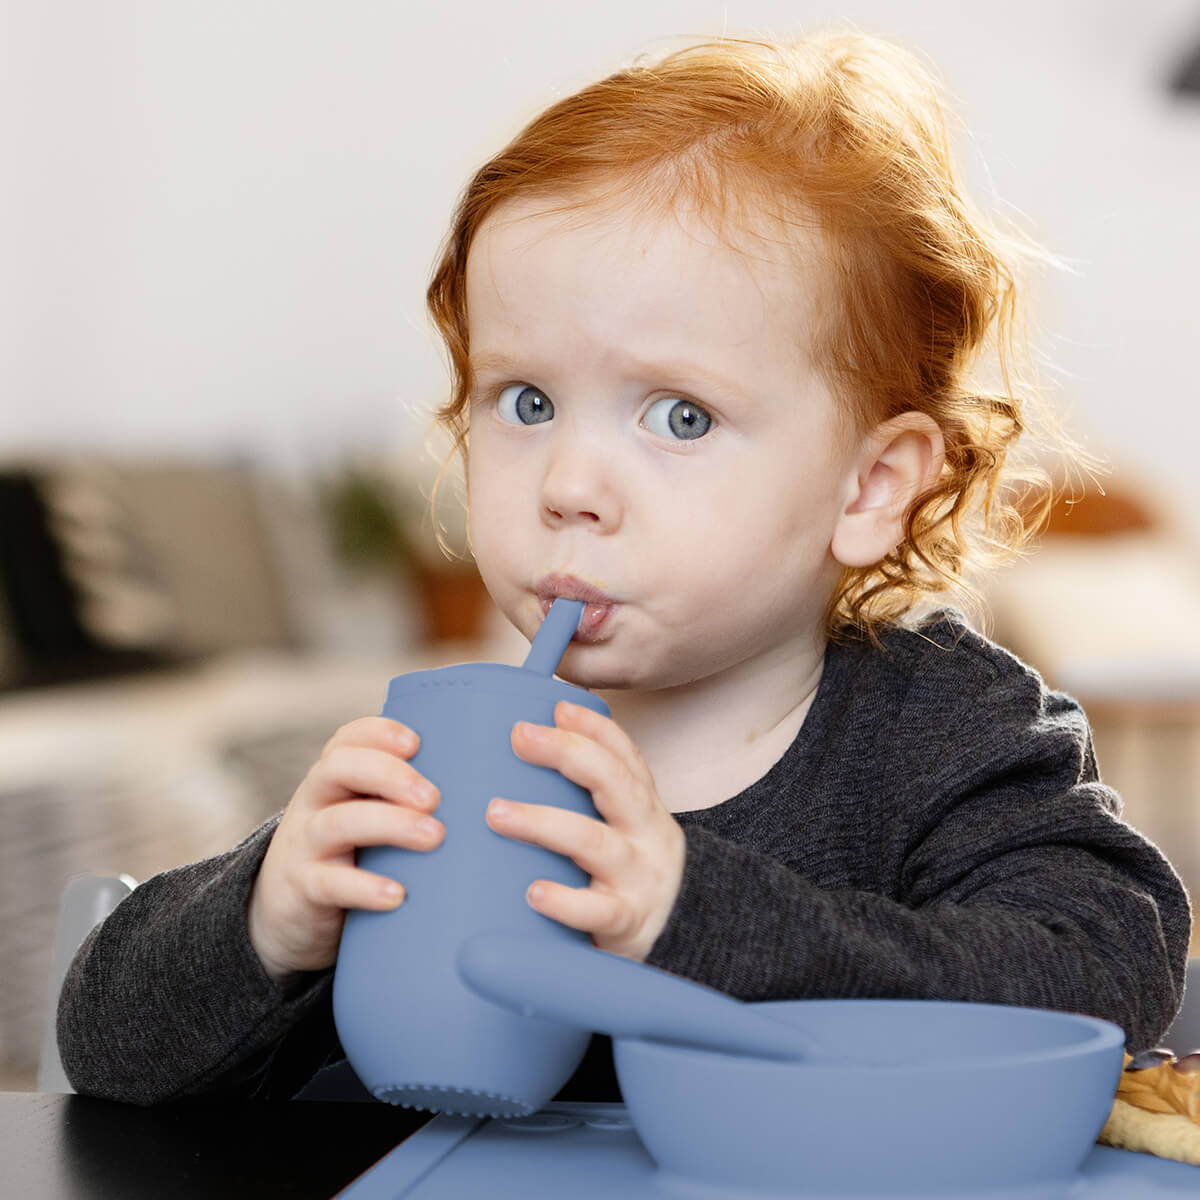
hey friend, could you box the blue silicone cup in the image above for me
[332,662,609,1118]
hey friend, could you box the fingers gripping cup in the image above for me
[332,600,607,1117]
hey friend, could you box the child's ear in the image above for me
[831,413,945,568]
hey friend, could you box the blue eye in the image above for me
[497,384,554,425]
[643,396,713,441]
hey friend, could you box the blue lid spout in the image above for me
[521,599,585,676]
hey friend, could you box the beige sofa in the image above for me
[0,455,508,1083]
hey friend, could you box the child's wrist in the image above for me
[250,929,316,997]
[257,951,302,993]
[245,880,302,992]
[269,963,319,999]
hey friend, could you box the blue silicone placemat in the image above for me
[335,1102,1200,1199]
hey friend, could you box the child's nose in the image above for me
[539,441,622,533]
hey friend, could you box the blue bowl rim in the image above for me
[617,998,1126,1074]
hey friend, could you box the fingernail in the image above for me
[489,799,510,819]
[418,817,441,838]
[418,781,439,807]
[383,881,405,904]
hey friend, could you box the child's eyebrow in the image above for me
[468,350,749,404]
[468,352,516,377]
[621,353,748,404]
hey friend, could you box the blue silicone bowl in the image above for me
[613,998,1124,1196]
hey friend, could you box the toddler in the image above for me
[59,30,1190,1105]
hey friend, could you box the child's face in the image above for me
[464,194,864,691]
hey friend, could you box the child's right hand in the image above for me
[246,716,444,988]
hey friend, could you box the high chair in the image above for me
[1167,958,1200,1052]
[37,874,136,1093]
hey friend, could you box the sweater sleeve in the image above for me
[57,816,340,1104]
[644,633,1192,1053]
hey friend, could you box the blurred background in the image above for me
[2,0,1199,1088]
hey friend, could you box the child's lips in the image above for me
[563,601,614,642]
[538,597,616,642]
[536,577,618,642]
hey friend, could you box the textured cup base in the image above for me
[373,1082,537,1119]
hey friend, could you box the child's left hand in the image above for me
[485,700,686,962]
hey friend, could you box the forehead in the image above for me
[472,186,825,282]
[465,189,831,369]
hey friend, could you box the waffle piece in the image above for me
[1098,1049,1200,1166]
[1100,1100,1200,1166]
[1116,1050,1200,1122]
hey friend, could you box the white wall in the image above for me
[3,1,1199,520]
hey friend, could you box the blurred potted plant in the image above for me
[320,459,490,643]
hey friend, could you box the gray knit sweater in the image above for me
[58,613,1192,1104]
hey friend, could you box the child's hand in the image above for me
[246,717,444,987]
[486,701,686,963]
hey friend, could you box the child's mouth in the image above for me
[536,577,617,642]
[541,599,613,641]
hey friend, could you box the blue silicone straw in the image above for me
[521,599,585,676]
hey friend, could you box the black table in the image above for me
[4,1092,430,1199]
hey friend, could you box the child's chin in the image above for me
[554,647,636,691]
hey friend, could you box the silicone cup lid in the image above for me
[383,598,605,712]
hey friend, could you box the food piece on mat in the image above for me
[1100,1099,1200,1166]
[1097,1049,1200,1166]
[1118,1049,1200,1122]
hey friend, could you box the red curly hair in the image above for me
[427,31,1065,639]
